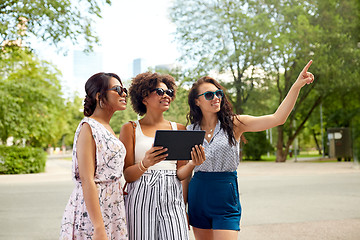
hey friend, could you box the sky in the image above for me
[35,0,180,97]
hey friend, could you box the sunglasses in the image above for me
[151,88,174,98]
[197,89,224,100]
[108,86,128,96]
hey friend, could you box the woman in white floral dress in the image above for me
[60,73,128,240]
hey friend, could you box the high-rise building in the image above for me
[72,50,103,95]
[133,58,148,76]
[73,50,103,79]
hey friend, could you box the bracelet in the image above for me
[140,160,148,170]
[138,163,146,172]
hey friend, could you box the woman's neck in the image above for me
[90,108,113,125]
[141,112,167,126]
[200,113,218,129]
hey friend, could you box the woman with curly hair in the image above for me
[60,72,128,240]
[119,72,205,240]
[186,61,314,240]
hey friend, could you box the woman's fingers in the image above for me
[143,147,168,167]
[191,145,205,165]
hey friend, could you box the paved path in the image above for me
[0,157,359,240]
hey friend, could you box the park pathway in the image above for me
[0,156,359,240]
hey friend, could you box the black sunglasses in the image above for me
[197,89,224,100]
[151,88,174,98]
[108,86,128,96]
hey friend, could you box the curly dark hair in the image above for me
[187,76,243,146]
[129,72,176,116]
[83,72,122,117]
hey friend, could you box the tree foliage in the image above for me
[243,131,273,160]
[171,0,360,161]
[171,0,270,114]
[0,0,112,52]
[0,0,114,149]
[0,49,66,147]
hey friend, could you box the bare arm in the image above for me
[119,122,168,183]
[77,123,107,240]
[235,60,315,136]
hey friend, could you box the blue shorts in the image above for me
[188,171,241,231]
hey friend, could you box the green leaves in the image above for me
[0,145,47,174]
[170,0,360,160]
[0,0,111,52]
[0,49,66,147]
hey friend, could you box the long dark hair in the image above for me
[187,76,241,146]
[83,72,122,117]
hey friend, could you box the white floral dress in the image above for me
[60,117,128,240]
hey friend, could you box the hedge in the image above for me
[0,145,47,174]
[243,131,273,160]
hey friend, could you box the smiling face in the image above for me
[105,77,127,111]
[143,81,173,113]
[195,82,222,114]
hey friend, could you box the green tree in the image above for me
[251,0,320,161]
[0,0,112,52]
[243,131,273,160]
[0,49,65,147]
[110,107,138,134]
[61,95,85,147]
[170,0,270,114]
[171,0,360,162]
[280,0,360,161]
[0,0,114,148]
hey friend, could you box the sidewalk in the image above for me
[0,157,359,240]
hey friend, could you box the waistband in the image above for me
[141,170,178,187]
[143,169,177,176]
[75,179,121,185]
[193,171,237,180]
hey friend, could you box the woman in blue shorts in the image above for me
[186,61,314,239]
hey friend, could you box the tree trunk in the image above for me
[276,125,287,162]
[312,129,322,155]
[283,96,323,160]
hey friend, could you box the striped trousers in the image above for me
[125,170,189,240]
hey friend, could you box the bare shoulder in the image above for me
[176,122,186,130]
[78,122,92,138]
[234,114,257,124]
[77,123,95,149]
[233,114,249,136]
[119,122,135,140]
[233,115,246,126]
[121,121,134,131]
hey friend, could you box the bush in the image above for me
[0,145,47,174]
[243,131,273,160]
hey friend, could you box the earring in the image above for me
[99,100,104,108]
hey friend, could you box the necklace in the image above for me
[207,129,213,138]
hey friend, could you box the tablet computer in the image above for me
[153,130,205,160]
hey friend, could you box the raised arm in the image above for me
[236,60,315,135]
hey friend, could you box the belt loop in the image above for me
[147,170,161,187]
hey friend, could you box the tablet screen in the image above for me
[153,130,205,160]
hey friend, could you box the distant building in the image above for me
[72,50,103,94]
[133,58,149,76]
[73,50,103,79]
